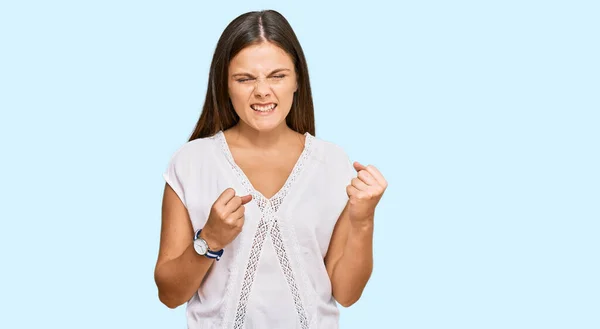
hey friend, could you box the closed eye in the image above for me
[235,74,286,83]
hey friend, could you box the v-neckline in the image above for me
[215,130,314,206]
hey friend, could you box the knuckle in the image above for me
[219,210,230,220]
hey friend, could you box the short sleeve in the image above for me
[340,147,356,185]
[345,154,356,183]
[163,147,187,207]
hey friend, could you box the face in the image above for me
[228,42,298,132]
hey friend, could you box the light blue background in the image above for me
[1,1,598,328]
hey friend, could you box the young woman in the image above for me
[154,9,387,329]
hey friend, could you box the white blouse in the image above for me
[163,130,355,329]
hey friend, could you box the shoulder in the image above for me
[309,135,355,181]
[308,136,356,202]
[309,135,352,164]
[165,134,220,172]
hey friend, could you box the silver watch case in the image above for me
[193,237,209,256]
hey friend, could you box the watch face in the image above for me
[194,239,208,255]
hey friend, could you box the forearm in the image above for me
[331,220,374,307]
[154,242,215,308]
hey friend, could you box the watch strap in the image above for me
[194,229,224,261]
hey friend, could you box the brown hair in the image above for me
[188,10,315,141]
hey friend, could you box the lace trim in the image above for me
[274,214,318,328]
[215,131,314,329]
[233,208,273,328]
[270,217,309,328]
[215,129,313,211]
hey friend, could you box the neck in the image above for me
[228,123,295,149]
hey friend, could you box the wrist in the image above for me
[349,214,374,230]
[198,229,223,251]
[350,222,374,234]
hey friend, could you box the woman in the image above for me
[154,9,387,329]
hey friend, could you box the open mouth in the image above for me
[251,103,277,113]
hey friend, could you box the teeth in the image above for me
[252,104,276,112]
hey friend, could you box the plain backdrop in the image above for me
[1,1,598,328]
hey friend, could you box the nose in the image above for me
[253,78,271,98]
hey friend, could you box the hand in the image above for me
[346,162,388,227]
[200,188,252,251]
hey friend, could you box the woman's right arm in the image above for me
[153,183,215,309]
[154,184,251,309]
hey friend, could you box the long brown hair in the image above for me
[188,10,315,141]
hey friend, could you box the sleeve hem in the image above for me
[163,172,187,209]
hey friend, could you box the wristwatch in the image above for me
[193,229,224,261]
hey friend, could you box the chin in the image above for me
[247,120,287,132]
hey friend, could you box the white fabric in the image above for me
[163,130,355,329]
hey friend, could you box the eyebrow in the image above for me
[231,68,291,78]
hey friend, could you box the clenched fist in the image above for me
[346,162,387,227]
[200,188,252,251]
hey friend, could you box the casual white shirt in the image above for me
[163,130,355,329]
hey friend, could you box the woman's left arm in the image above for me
[324,162,387,307]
